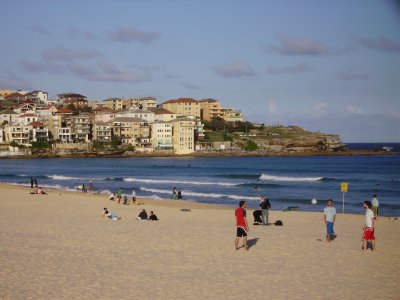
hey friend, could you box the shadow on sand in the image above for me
[247,238,260,249]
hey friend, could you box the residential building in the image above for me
[17,113,38,125]
[57,93,87,108]
[160,98,201,118]
[103,98,125,110]
[65,113,93,142]
[115,109,155,123]
[4,92,26,102]
[58,127,73,143]
[0,109,18,125]
[151,122,173,150]
[30,121,49,142]
[112,117,150,146]
[221,108,244,122]
[149,107,176,122]
[93,107,116,123]
[93,122,113,142]
[0,89,14,100]
[169,117,195,154]
[15,103,36,114]
[25,91,48,103]
[199,99,223,121]
[103,97,157,111]
[4,123,32,146]
[0,126,4,143]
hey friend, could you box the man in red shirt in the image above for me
[235,200,249,251]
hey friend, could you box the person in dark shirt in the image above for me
[137,209,148,220]
[149,211,159,221]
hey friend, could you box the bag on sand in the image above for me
[274,220,283,226]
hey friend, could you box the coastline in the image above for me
[1,183,399,299]
[1,149,399,160]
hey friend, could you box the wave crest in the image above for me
[259,173,324,182]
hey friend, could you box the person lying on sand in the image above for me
[30,187,47,195]
[102,208,122,220]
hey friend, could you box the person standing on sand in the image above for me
[372,194,379,220]
[172,187,177,200]
[235,200,249,251]
[362,201,376,251]
[259,195,271,225]
[88,181,94,195]
[323,199,336,242]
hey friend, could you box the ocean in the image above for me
[0,153,399,216]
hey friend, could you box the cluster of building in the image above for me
[0,90,244,155]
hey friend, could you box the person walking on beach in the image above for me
[362,201,376,251]
[172,187,177,200]
[117,188,122,204]
[235,200,249,251]
[177,189,182,200]
[372,194,379,220]
[88,181,94,195]
[323,199,336,242]
[259,195,271,225]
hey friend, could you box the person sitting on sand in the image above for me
[109,193,115,201]
[102,208,122,221]
[35,187,47,195]
[137,209,148,220]
[149,211,159,221]
[123,195,129,205]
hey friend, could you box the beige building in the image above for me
[221,108,244,122]
[112,117,150,146]
[4,123,32,146]
[115,109,155,123]
[93,122,113,142]
[151,122,173,150]
[199,99,223,121]
[103,97,157,111]
[149,107,176,122]
[0,109,18,125]
[65,114,93,142]
[169,117,195,154]
[160,98,200,118]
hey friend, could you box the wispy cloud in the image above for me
[267,63,314,74]
[181,81,203,90]
[108,26,161,44]
[0,70,32,90]
[268,35,333,56]
[65,28,98,41]
[345,105,365,115]
[312,102,328,116]
[29,25,51,35]
[20,58,152,84]
[213,60,255,78]
[355,35,400,53]
[266,101,279,114]
[338,68,370,81]
[42,45,103,62]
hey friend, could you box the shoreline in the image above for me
[1,149,399,160]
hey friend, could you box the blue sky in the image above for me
[1,0,399,142]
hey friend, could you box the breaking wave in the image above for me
[124,178,237,187]
[259,173,324,182]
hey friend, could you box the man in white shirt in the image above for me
[323,199,336,242]
[362,201,376,251]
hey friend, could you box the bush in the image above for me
[244,140,258,151]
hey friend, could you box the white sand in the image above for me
[0,184,399,299]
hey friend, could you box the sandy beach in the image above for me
[0,183,399,300]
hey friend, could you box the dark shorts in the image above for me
[236,227,247,237]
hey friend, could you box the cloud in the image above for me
[267,63,314,74]
[0,70,32,90]
[345,105,365,115]
[80,62,152,83]
[108,26,160,44]
[181,81,203,90]
[42,45,103,62]
[20,58,152,84]
[29,25,51,35]
[65,28,98,41]
[268,35,333,56]
[266,101,278,114]
[213,60,255,78]
[312,102,328,116]
[338,68,370,81]
[355,35,400,53]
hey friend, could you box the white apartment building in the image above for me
[151,122,173,150]
[115,109,155,123]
